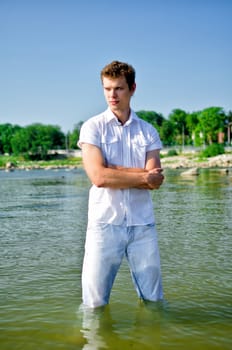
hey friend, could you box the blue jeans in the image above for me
[82,221,163,308]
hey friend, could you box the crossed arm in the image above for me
[81,143,164,190]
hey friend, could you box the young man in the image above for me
[78,60,164,308]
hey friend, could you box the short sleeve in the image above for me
[77,118,101,149]
[145,123,163,152]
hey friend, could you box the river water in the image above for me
[0,167,231,350]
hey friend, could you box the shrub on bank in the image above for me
[200,143,225,158]
[167,149,178,157]
[0,155,18,168]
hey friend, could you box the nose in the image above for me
[110,89,117,98]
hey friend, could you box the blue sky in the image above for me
[1,0,231,133]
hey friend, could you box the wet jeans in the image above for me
[82,221,163,308]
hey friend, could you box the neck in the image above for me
[112,108,131,125]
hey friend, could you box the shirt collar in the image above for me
[105,108,138,125]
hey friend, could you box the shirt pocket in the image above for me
[131,134,149,166]
[101,135,120,165]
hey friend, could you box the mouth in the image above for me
[110,100,119,106]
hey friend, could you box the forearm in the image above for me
[93,166,148,189]
[82,144,164,190]
[108,164,163,178]
[107,164,145,173]
[106,165,151,189]
[90,166,163,190]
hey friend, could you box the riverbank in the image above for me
[161,153,232,169]
[1,153,232,171]
[1,156,82,171]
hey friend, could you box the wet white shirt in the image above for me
[78,108,162,226]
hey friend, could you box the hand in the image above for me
[148,168,163,174]
[146,168,164,189]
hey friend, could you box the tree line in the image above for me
[0,107,231,160]
[137,106,232,147]
[0,121,83,160]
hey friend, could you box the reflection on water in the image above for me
[0,168,232,349]
[75,301,163,350]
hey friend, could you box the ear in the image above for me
[131,83,136,94]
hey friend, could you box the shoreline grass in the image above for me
[0,155,83,170]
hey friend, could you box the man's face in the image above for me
[102,76,136,114]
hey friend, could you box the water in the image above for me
[0,168,231,349]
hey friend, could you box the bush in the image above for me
[0,158,6,167]
[0,156,17,168]
[167,149,178,157]
[200,143,225,158]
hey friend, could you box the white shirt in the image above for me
[78,108,162,226]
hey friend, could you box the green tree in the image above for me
[198,107,226,144]
[168,109,189,146]
[136,111,165,132]
[159,119,177,146]
[11,128,31,155]
[0,124,22,154]
[11,124,65,159]
[69,121,83,149]
[186,111,201,146]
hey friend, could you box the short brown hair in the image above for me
[100,60,136,90]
